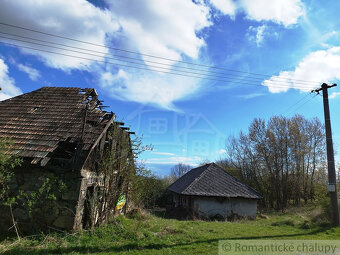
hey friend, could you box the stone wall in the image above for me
[0,125,134,234]
[0,162,81,233]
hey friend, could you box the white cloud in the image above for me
[247,24,279,46]
[319,31,339,48]
[322,31,338,41]
[210,0,304,27]
[106,0,211,62]
[239,92,265,99]
[145,156,202,166]
[0,0,306,109]
[247,25,266,46]
[0,0,211,109]
[0,0,212,109]
[99,67,203,110]
[100,69,128,88]
[263,47,340,93]
[0,58,22,101]
[329,92,340,99]
[98,0,212,108]
[17,63,40,81]
[240,0,304,27]
[0,0,118,70]
[210,0,237,16]
[151,152,176,156]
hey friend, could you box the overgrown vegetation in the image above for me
[84,123,137,229]
[1,207,339,255]
[0,139,22,204]
[131,166,171,208]
[0,138,22,238]
[130,163,194,209]
[84,122,164,228]
[0,138,66,237]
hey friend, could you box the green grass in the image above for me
[1,209,339,255]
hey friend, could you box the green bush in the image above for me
[131,166,170,209]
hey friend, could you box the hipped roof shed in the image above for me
[167,163,262,199]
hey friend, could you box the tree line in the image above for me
[219,115,328,210]
[129,115,333,212]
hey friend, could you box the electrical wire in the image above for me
[287,93,318,115]
[0,34,320,89]
[0,21,325,117]
[0,21,322,84]
[281,92,312,115]
[0,39,316,90]
[0,31,320,86]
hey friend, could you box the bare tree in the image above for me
[225,115,325,210]
[170,163,192,180]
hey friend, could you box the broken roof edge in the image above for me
[79,87,98,97]
[28,112,116,167]
[81,113,116,170]
[0,86,116,165]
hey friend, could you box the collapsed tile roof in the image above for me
[0,87,114,166]
[167,163,262,199]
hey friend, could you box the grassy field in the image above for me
[1,208,339,255]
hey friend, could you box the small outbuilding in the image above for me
[167,163,262,219]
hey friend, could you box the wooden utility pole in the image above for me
[312,83,339,227]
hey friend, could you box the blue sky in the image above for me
[1,0,340,176]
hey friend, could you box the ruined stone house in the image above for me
[167,163,262,219]
[0,87,135,232]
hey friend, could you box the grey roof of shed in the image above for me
[167,163,262,199]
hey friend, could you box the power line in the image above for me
[0,31,319,86]
[0,39,314,90]
[0,35,318,89]
[0,21,322,84]
[281,92,312,115]
[0,35,277,84]
[288,93,318,115]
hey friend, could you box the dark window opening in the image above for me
[82,186,94,229]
